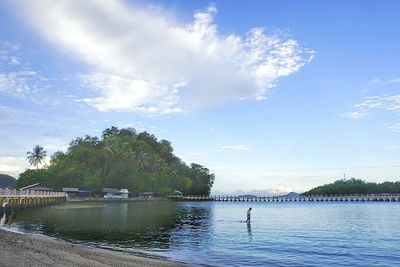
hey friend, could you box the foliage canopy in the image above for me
[303,178,400,195]
[18,127,215,196]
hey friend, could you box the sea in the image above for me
[1,201,400,266]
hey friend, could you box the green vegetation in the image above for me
[303,178,400,195]
[0,174,16,188]
[16,169,50,189]
[17,127,215,196]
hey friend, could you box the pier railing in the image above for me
[180,194,400,202]
[0,189,66,197]
[1,189,67,209]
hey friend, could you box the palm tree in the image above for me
[26,145,47,169]
[102,138,119,179]
[136,151,149,172]
[119,142,136,177]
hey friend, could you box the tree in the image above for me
[31,127,215,195]
[303,178,400,195]
[136,151,150,172]
[159,139,175,164]
[17,169,50,188]
[186,164,215,196]
[118,142,136,179]
[26,145,47,169]
[101,126,120,139]
[102,137,120,172]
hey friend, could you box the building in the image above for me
[168,190,183,200]
[62,188,92,198]
[20,183,54,192]
[62,188,79,198]
[138,192,156,199]
[77,190,91,197]
[103,188,129,199]
[171,190,183,197]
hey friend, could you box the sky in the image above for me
[0,0,399,194]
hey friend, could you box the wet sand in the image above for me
[0,229,185,267]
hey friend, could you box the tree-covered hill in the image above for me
[303,178,400,195]
[17,127,215,196]
[0,174,16,188]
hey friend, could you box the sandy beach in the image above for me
[0,229,185,267]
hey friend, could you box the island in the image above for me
[16,127,215,198]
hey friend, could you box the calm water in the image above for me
[1,201,400,266]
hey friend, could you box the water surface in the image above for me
[1,201,399,266]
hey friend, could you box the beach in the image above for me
[0,229,185,267]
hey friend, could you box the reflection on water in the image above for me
[2,202,400,266]
[246,222,252,242]
[0,209,12,226]
[0,210,5,226]
[2,202,212,252]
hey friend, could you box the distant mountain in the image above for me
[0,174,16,188]
[280,192,299,197]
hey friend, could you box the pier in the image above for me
[0,189,66,209]
[181,194,400,202]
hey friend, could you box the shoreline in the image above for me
[0,228,185,267]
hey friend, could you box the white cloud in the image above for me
[189,152,206,156]
[218,145,249,152]
[40,138,69,153]
[0,40,20,64]
[0,156,28,177]
[384,144,400,150]
[367,77,400,87]
[0,69,40,98]
[367,78,381,86]
[342,110,368,119]
[342,93,400,132]
[13,0,313,115]
[116,121,143,129]
[0,105,44,126]
[79,73,183,114]
[0,40,49,102]
[343,95,400,119]
[389,123,400,133]
[10,57,20,65]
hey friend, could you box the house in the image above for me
[168,190,183,200]
[138,192,156,199]
[62,188,92,198]
[63,188,79,197]
[103,188,129,199]
[20,183,54,192]
[172,190,183,197]
[77,190,91,197]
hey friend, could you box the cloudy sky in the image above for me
[0,0,399,194]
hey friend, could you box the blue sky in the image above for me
[0,0,399,194]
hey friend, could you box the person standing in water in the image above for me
[246,207,252,223]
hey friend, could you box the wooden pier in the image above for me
[0,189,66,209]
[181,194,400,202]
